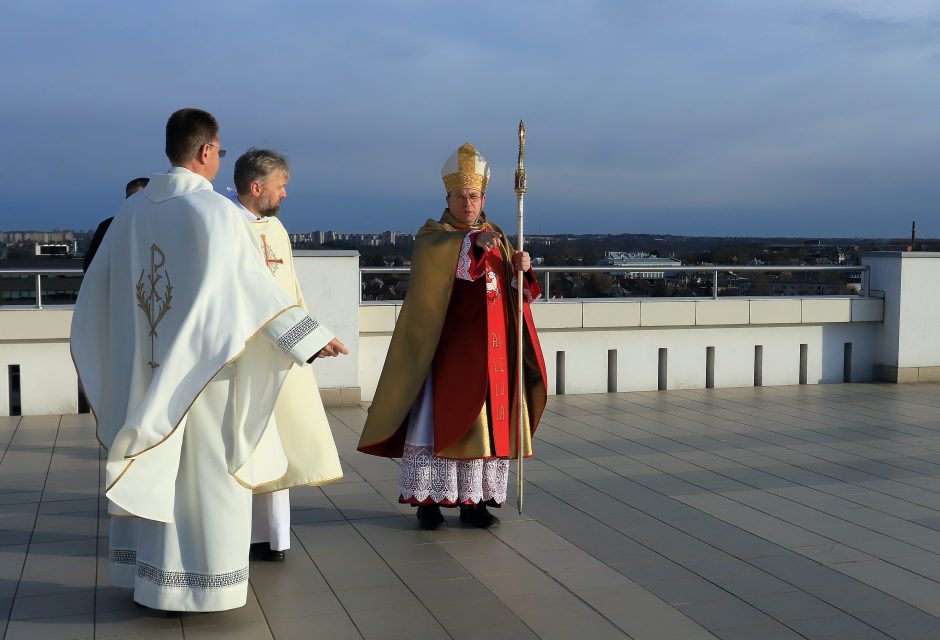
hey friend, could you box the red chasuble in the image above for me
[431,238,543,458]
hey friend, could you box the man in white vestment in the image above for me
[226,148,343,561]
[71,108,347,612]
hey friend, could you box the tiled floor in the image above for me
[4,384,940,638]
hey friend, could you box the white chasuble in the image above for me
[234,198,343,551]
[240,207,343,493]
[72,167,334,611]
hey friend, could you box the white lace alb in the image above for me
[455,232,480,281]
[399,444,508,505]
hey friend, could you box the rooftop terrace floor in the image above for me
[5,384,940,639]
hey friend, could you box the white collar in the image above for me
[225,187,262,221]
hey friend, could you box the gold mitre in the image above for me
[441,143,490,193]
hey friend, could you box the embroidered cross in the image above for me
[260,234,283,274]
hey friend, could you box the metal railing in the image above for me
[361,264,871,301]
[0,268,84,308]
[0,264,872,309]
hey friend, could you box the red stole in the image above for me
[431,247,516,457]
[484,252,511,456]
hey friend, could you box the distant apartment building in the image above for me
[288,230,410,248]
[1,230,75,244]
[597,251,682,279]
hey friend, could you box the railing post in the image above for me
[35,273,42,309]
[543,271,550,301]
[712,270,719,300]
[862,267,870,297]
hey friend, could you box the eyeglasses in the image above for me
[207,142,227,158]
[450,192,482,202]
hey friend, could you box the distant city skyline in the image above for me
[2,1,939,237]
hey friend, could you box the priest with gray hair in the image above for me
[227,147,344,562]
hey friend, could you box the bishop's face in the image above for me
[446,188,485,226]
[257,171,289,217]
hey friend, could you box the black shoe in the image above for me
[250,542,286,561]
[416,505,446,530]
[459,504,500,528]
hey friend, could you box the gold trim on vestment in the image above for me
[120,303,302,460]
[250,472,344,495]
[69,344,105,450]
[105,459,134,492]
[97,304,306,504]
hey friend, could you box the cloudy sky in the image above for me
[2,0,939,236]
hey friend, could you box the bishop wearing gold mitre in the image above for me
[357,143,547,529]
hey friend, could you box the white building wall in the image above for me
[293,251,360,401]
[862,252,940,381]
[0,308,77,416]
[358,297,883,401]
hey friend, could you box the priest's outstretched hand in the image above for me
[318,337,349,358]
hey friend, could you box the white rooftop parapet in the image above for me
[0,251,363,417]
[360,295,885,400]
[862,252,940,383]
[0,252,922,416]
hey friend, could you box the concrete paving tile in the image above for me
[93,587,139,613]
[0,530,32,546]
[0,596,11,640]
[470,569,561,599]
[501,590,631,639]
[268,611,362,639]
[676,597,775,631]
[643,575,736,605]
[432,536,518,560]
[256,589,345,620]
[181,620,274,639]
[0,544,27,598]
[744,590,843,623]
[712,621,810,639]
[10,389,940,638]
[334,583,420,613]
[16,546,97,597]
[290,507,344,524]
[447,620,543,640]
[308,558,402,591]
[853,605,940,640]
[180,590,265,629]
[10,588,94,620]
[423,596,524,629]
[348,604,445,638]
[322,481,381,496]
[0,491,42,506]
[610,557,698,583]
[30,510,98,544]
[3,612,94,640]
[330,492,398,520]
[0,502,39,534]
[93,608,184,637]
[577,583,719,639]
[790,542,874,566]
[787,614,894,639]
[390,559,473,583]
